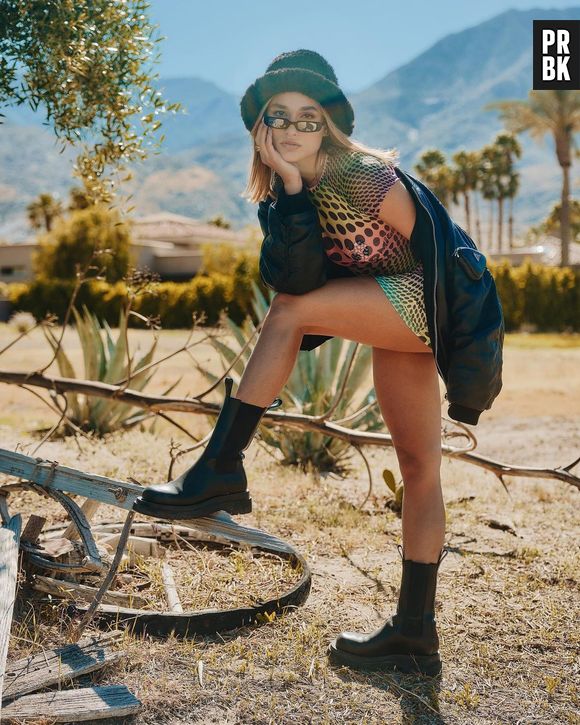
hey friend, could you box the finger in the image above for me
[258,126,268,155]
[260,124,271,154]
[261,127,272,155]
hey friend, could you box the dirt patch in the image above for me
[0,327,578,724]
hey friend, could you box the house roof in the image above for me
[132,212,244,244]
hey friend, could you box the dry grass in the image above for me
[0,325,578,724]
[113,545,304,612]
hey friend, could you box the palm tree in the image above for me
[450,150,480,235]
[505,173,520,251]
[479,145,501,252]
[414,150,454,208]
[543,199,580,244]
[26,193,63,232]
[485,90,580,267]
[68,186,93,212]
[493,133,522,251]
[207,215,232,229]
[495,133,522,252]
[473,151,483,244]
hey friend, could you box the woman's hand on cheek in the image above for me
[255,122,302,188]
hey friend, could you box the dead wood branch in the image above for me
[0,370,580,490]
[0,370,578,491]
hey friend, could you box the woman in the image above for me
[133,50,505,676]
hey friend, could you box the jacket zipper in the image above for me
[452,246,481,257]
[412,186,445,382]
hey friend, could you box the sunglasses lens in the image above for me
[297,121,317,132]
[265,116,287,129]
[264,116,323,132]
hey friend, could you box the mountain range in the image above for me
[1,6,578,241]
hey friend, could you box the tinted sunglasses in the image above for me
[263,115,325,133]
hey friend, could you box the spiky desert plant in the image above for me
[42,304,177,435]
[383,469,404,514]
[194,281,385,476]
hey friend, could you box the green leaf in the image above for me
[382,468,397,494]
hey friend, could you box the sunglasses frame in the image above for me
[263,115,326,133]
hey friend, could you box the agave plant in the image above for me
[42,304,179,435]
[194,280,386,476]
[383,468,404,514]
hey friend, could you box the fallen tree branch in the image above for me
[0,370,578,490]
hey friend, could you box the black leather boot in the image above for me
[132,377,281,520]
[328,545,448,676]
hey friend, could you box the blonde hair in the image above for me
[241,97,399,204]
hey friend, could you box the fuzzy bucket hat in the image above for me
[240,49,355,136]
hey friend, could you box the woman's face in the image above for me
[264,91,326,163]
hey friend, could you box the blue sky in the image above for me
[148,1,579,94]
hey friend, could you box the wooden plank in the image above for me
[0,449,142,511]
[1,684,141,721]
[63,499,100,541]
[36,537,76,560]
[0,512,22,714]
[21,515,45,544]
[32,575,148,610]
[99,533,164,559]
[2,631,124,702]
[161,563,183,613]
[0,452,298,555]
[94,515,297,555]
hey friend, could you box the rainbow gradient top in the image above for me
[305,149,419,276]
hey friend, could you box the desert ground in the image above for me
[0,322,578,725]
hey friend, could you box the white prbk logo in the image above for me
[542,29,571,81]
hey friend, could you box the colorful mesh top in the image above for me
[304,149,420,276]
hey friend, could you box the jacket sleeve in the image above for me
[445,230,505,426]
[257,184,328,295]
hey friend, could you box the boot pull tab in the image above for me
[268,397,283,410]
[397,543,447,565]
[224,377,234,397]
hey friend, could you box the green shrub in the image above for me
[7,260,578,332]
[33,205,132,283]
[489,261,580,332]
[489,261,525,331]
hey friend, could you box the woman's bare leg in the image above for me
[235,276,444,563]
[236,276,431,406]
[372,347,445,564]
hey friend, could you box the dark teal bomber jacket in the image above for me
[257,166,505,426]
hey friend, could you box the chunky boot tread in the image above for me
[132,377,270,520]
[327,640,441,676]
[132,492,252,520]
[326,548,447,675]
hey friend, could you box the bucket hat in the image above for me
[240,49,355,136]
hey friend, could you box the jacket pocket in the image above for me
[452,246,487,280]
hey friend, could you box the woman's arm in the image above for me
[376,181,417,239]
[257,186,328,295]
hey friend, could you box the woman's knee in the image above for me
[265,292,306,330]
[395,445,442,486]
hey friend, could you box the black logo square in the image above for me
[533,20,580,90]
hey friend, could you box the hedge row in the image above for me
[5,255,264,329]
[5,259,579,332]
[490,260,579,332]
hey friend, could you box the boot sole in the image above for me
[327,640,441,677]
[132,492,252,520]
